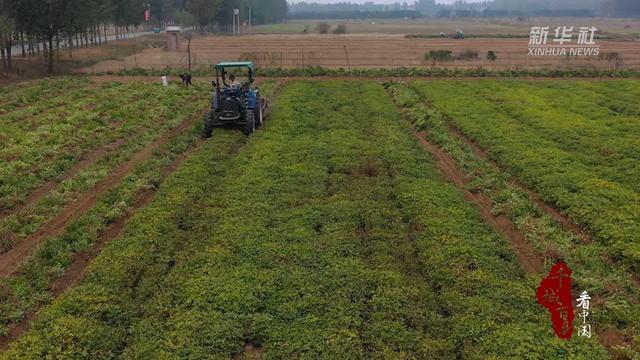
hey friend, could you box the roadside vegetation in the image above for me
[333,24,348,34]
[2,80,607,359]
[316,22,331,34]
[424,50,453,65]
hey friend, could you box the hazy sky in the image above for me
[288,0,483,3]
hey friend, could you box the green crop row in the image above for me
[1,81,132,209]
[3,81,606,359]
[1,85,100,126]
[0,79,278,342]
[0,83,210,247]
[1,129,249,359]
[440,80,639,192]
[0,80,199,213]
[0,81,277,340]
[4,132,248,359]
[118,80,608,359]
[387,81,639,358]
[0,116,201,335]
[0,81,138,129]
[0,80,207,251]
[410,80,640,274]
[0,78,91,113]
[102,66,640,79]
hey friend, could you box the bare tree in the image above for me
[0,0,15,76]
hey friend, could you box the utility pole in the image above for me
[233,9,240,35]
[145,4,151,31]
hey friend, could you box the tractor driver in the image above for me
[229,75,241,88]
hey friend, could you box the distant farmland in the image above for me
[83,34,640,73]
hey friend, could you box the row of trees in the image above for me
[480,0,640,16]
[289,2,416,13]
[421,0,640,17]
[1,0,151,74]
[143,0,278,34]
[0,0,287,76]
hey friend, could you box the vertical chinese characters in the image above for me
[576,291,592,339]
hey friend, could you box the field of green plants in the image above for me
[0,77,637,359]
[388,80,639,358]
[410,79,640,274]
[0,78,203,247]
[0,78,214,335]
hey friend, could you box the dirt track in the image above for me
[82,34,640,72]
[444,123,594,244]
[412,129,543,275]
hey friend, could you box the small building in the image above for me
[166,26,182,52]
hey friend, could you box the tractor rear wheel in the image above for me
[203,112,214,138]
[243,109,255,136]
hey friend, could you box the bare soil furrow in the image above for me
[444,123,594,244]
[412,130,543,275]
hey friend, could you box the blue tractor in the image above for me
[203,61,266,138]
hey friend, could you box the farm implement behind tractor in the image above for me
[203,61,267,138]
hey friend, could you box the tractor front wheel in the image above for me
[203,112,214,138]
[243,109,255,136]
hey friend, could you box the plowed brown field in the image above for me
[82,34,640,72]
